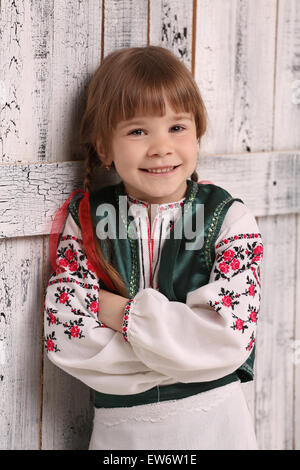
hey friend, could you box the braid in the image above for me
[83,145,97,192]
[191,170,199,182]
[82,145,127,297]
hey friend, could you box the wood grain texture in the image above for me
[0,0,299,451]
[194,0,276,155]
[149,0,193,69]
[295,213,300,450]
[0,236,42,449]
[272,0,300,450]
[103,0,148,55]
[0,150,299,239]
[41,236,94,450]
[0,1,102,164]
[255,214,295,449]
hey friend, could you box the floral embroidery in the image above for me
[246,332,255,351]
[56,241,97,281]
[122,298,134,342]
[63,318,85,340]
[48,276,99,291]
[85,293,99,314]
[44,332,60,352]
[44,227,109,356]
[60,235,83,243]
[214,236,263,281]
[216,233,261,249]
[207,233,263,352]
[54,286,75,307]
[45,307,62,327]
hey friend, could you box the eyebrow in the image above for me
[118,114,193,130]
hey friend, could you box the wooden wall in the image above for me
[0,0,299,450]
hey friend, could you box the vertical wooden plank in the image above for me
[48,0,103,163]
[194,0,276,155]
[103,0,148,55]
[194,0,276,428]
[274,0,300,149]
[295,213,300,450]
[149,0,194,70]
[41,236,94,450]
[0,237,42,449]
[255,214,295,449]
[273,0,300,450]
[0,0,49,163]
[0,0,103,164]
[40,1,103,450]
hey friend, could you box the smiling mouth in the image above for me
[140,165,181,173]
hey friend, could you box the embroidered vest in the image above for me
[68,179,255,408]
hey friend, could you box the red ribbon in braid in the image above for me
[49,189,116,292]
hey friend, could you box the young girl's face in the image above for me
[98,96,198,205]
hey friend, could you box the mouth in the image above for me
[139,164,181,175]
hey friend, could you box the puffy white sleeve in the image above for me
[43,212,177,395]
[122,201,263,382]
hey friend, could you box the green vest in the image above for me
[68,179,255,408]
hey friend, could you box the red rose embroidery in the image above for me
[90,300,99,313]
[222,295,232,307]
[223,249,234,262]
[65,249,75,261]
[69,261,78,272]
[248,339,254,350]
[70,325,80,338]
[49,313,57,324]
[253,245,263,255]
[235,319,244,330]
[59,258,68,267]
[55,266,65,274]
[248,284,255,296]
[219,262,230,273]
[230,258,240,270]
[250,311,257,322]
[59,292,69,304]
[47,339,54,352]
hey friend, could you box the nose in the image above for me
[146,134,174,158]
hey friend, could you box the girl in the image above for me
[44,45,263,450]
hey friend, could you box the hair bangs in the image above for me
[108,64,199,131]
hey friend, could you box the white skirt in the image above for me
[88,380,258,450]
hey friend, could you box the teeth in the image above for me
[147,166,175,174]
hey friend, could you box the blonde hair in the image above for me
[79,45,208,295]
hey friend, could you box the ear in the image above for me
[95,138,105,159]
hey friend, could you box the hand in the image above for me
[98,289,129,333]
[198,180,214,184]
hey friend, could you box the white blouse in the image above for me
[44,190,263,395]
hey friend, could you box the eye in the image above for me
[128,128,145,136]
[171,125,185,132]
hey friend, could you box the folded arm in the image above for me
[122,201,263,383]
[44,212,176,395]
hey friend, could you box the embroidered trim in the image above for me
[115,180,198,298]
[204,196,233,272]
[216,233,261,249]
[93,381,241,426]
[60,235,83,243]
[115,189,139,298]
[122,298,134,342]
[47,277,99,291]
[127,193,185,211]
